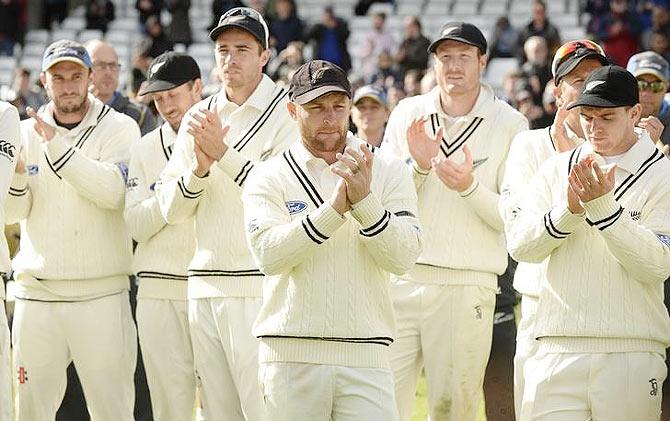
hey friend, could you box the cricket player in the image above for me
[384,22,528,420]
[0,101,21,421]
[243,59,422,421]
[155,7,298,420]
[5,40,139,420]
[507,65,670,420]
[499,39,609,417]
[124,51,202,421]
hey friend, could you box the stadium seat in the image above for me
[484,57,519,92]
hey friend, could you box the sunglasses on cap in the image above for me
[638,80,667,93]
[551,39,605,76]
[223,7,265,24]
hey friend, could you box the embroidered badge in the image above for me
[285,200,308,215]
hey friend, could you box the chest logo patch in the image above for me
[285,200,307,215]
[27,165,39,176]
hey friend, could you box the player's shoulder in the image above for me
[0,101,19,119]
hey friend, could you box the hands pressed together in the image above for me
[567,155,617,214]
[188,108,230,178]
[329,144,374,215]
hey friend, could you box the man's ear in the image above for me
[630,103,642,125]
[287,101,297,120]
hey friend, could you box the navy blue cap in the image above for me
[42,40,92,71]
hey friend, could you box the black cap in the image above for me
[209,7,269,49]
[428,22,487,55]
[138,52,201,96]
[552,40,609,86]
[568,65,639,109]
[288,60,351,105]
[42,40,92,71]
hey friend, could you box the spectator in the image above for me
[489,16,519,59]
[128,39,154,99]
[135,0,162,28]
[354,0,393,16]
[85,0,115,33]
[351,85,389,146]
[542,79,557,117]
[517,0,561,64]
[516,89,551,128]
[641,0,670,47]
[165,0,192,46]
[403,68,422,97]
[359,12,397,75]
[520,36,552,106]
[386,83,406,110]
[145,15,174,59]
[501,69,523,105]
[267,40,304,84]
[649,29,670,61]
[396,16,431,77]
[42,0,67,29]
[9,68,45,120]
[0,0,22,56]
[368,49,400,87]
[305,6,352,72]
[86,40,158,136]
[626,50,670,144]
[584,0,611,35]
[208,0,244,32]
[269,0,303,53]
[596,0,643,65]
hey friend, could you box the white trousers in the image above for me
[259,361,398,421]
[514,294,539,419]
[521,349,666,421]
[390,279,495,421]
[12,291,137,421]
[0,304,10,421]
[189,297,265,421]
[137,298,196,421]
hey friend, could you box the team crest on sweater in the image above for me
[285,200,307,215]
[27,165,39,176]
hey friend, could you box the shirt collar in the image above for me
[579,130,657,174]
[41,94,104,136]
[216,74,276,113]
[430,82,495,120]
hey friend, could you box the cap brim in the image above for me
[293,86,350,105]
[632,69,669,82]
[428,37,483,54]
[43,57,89,71]
[138,80,182,96]
[567,95,628,110]
[209,23,265,48]
[354,94,385,106]
[555,53,609,85]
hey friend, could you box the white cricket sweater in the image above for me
[507,134,670,353]
[6,95,138,301]
[0,102,21,299]
[125,123,195,300]
[244,135,423,368]
[385,84,528,288]
[156,75,298,299]
[499,125,583,297]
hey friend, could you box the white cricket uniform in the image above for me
[499,124,583,417]
[125,122,198,420]
[156,75,297,421]
[0,102,20,421]
[6,96,139,420]
[507,134,670,420]
[243,135,422,421]
[384,83,528,421]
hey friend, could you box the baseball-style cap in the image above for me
[209,7,269,49]
[567,65,639,109]
[42,40,93,71]
[288,60,351,105]
[353,85,388,107]
[552,39,609,86]
[138,52,201,96]
[428,22,487,55]
[627,51,670,82]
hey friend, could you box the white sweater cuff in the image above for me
[217,146,251,186]
[9,172,29,197]
[459,178,480,198]
[301,203,346,244]
[180,170,208,199]
[583,192,624,231]
[350,193,387,229]
[546,203,584,239]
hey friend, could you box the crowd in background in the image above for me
[3,0,670,131]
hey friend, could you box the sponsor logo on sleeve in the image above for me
[285,200,307,215]
[27,165,39,176]
[656,233,670,247]
[0,140,16,161]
